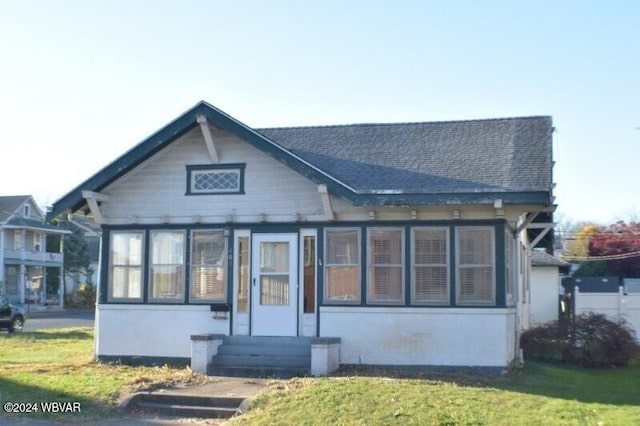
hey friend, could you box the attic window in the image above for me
[186,164,246,195]
[24,205,30,217]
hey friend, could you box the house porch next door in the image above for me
[251,233,298,336]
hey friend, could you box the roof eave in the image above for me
[353,191,551,207]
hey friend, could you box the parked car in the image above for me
[0,296,25,333]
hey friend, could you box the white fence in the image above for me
[574,286,640,339]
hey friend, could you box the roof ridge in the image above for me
[257,115,552,131]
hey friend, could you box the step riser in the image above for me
[212,354,310,368]
[210,336,313,378]
[134,395,244,407]
[223,336,313,346]
[209,366,308,379]
[219,345,310,356]
[134,402,236,419]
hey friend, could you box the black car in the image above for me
[0,296,25,333]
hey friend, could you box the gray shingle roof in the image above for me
[0,195,30,223]
[48,102,554,220]
[532,250,568,267]
[259,116,553,194]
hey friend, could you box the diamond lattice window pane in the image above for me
[192,170,240,192]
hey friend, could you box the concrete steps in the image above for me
[209,336,312,378]
[125,393,246,419]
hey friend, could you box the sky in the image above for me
[0,0,638,224]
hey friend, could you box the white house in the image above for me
[1,195,69,306]
[529,250,568,325]
[48,101,555,374]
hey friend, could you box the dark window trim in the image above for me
[185,163,246,195]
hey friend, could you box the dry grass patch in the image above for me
[0,327,209,421]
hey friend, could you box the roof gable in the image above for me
[0,195,43,223]
[48,102,553,220]
[48,101,354,220]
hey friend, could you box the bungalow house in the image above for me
[1,195,69,306]
[48,101,555,373]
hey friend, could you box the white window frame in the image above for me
[324,227,361,304]
[108,230,145,303]
[148,230,186,303]
[505,230,517,306]
[33,232,42,252]
[411,227,450,305]
[14,230,24,251]
[189,230,227,303]
[455,226,496,306]
[367,227,405,304]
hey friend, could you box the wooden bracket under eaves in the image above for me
[318,184,335,221]
[196,114,220,163]
[81,190,109,225]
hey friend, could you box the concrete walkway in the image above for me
[1,377,273,425]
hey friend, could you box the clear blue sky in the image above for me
[0,0,638,224]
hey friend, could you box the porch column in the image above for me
[42,267,47,305]
[59,266,64,308]
[19,264,26,304]
[0,229,5,289]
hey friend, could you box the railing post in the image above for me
[618,285,625,320]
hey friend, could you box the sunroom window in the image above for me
[109,231,144,302]
[324,228,360,303]
[367,228,404,303]
[412,227,449,304]
[149,231,185,302]
[456,227,495,305]
[191,231,227,302]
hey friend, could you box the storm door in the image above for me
[251,234,298,336]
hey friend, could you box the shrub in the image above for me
[64,284,96,309]
[566,312,640,368]
[520,320,569,361]
[520,313,640,368]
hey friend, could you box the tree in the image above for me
[589,221,640,277]
[562,223,600,258]
[55,220,94,286]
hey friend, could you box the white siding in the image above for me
[101,127,325,224]
[320,306,515,367]
[96,304,229,358]
[530,266,561,325]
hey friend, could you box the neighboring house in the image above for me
[529,250,568,325]
[0,195,69,305]
[48,101,555,371]
[64,215,101,294]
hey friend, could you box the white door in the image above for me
[251,233,298,336]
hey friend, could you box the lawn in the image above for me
[1,328,639,425]
[0,327,207,421]
[233,362,640,425]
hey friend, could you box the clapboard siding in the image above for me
[102,126,325,224]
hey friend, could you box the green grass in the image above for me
[233,361,640,425]
[3,328,639,424]
[0,327,207,421]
